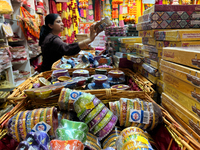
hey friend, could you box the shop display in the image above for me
[105,26,126,37]
[142,37,156,46]
[156,41,200,49]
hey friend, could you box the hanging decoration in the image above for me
[55,0,80,44]
[112,0,124,4]
[95,0,101,21]
[49,0,57,14]
[104,0,112,19]
[87,0,94,22]
[79,0,88,22]
[119,4,124,27]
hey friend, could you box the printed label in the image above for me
[192,14,200,18]
[182,33,200,39]
[69,91,82,100]
[129,109,150,124]
[86,101,95,109]
[31,121,51,133]
[191,20,200,25]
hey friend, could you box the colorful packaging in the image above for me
[162,93,200,136]
[142,37,156,46]
[156,41,200,49]
[160,59,200,87]
[155,29,200,41]
[164,83,200,117]
[163,72,200,103]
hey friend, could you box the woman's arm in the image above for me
[78,24,100,49]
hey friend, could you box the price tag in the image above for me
[85,102,95,109]
[129,109,150,124]
[31,121,51,133]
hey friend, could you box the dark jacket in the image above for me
[41,33,80,72]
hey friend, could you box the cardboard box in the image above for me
[163,72,200,103]
[139,30,155,38]
[155,29,200,41]
[157,50,162,58]
[134,43,144,50]
[162,47,200,69]
[160,59,200,87]
[140,68,158,84]
[138,11,200,23]
[142,37,156,46]
[142,63,159,77]
[144,58,159,69]
[143,5,200,15]
[120,37,142,43]
[113,55,133,69]
[143,45,158,53]
[136,20,200,31]
[162,93,200,135]
[127,54,143,63]
[164,83,200,117]
[156,41,200,49]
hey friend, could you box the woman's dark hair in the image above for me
[39,13,60,46]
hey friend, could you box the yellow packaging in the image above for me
[142,37,156,46]
[164,83,200,117]
[162,93,200,135]
[134,43,144,50]
[156,41,200,49]
[139,30,155,38]
[157,29,200,41]
[157,50,162,58]
[163,72,200,103]
[120,37,142,43]
[150,60,159,69]
[160,59,200,87]
[163,47,200,69]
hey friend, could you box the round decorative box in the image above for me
[88,74,110,89]
[73,69,89,77]
[108,70,125,85]
[111,84,130,90]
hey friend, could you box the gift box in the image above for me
[143,5,200,15]
[162,93,200,136]
[138,11,200,23]
[162,47,200,69]
[163,72,200,103]
[138,68,158,84]
[164,83,200,117]
[142,63,160,77]
[113,55,133,69]
[144,58,159,69]
[136,20,200,31]
[155,29,200,41]
[134,43,144,50]
[160,59,200,87]
[143,45,158,53]
[142,37,156,46]
[156,41,200,49]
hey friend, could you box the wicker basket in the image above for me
[2,90,200,149]
[7,68,155,105]
[51,50,96,70]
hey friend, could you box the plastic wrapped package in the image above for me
[162,93,200,136]
[108,70,125,85]
[7,107,58,141]
[142,37,156,46]
[142,63,159,77]
[127,54,142,64]
[134,43,144,50]
[11,51,27,59]
[50,140,84,150]
[12,58,27,64]
[73,92,117,140]
[85,133,101,150]
[116,127,153,150]
[52,69,70,81]
[110,98,163,131]
[9,46,25,52]
[102,126,122,149]
[73,69,89,77]
[16,131,50,150]
[88,74,110,89]
[143,45,158,53]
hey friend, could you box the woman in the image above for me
[39,13,100,72]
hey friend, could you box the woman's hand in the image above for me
[89,24,101,42]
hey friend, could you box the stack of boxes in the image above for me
[161,47,200,137]
[106,36,142,69]
[137,4,200,137]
